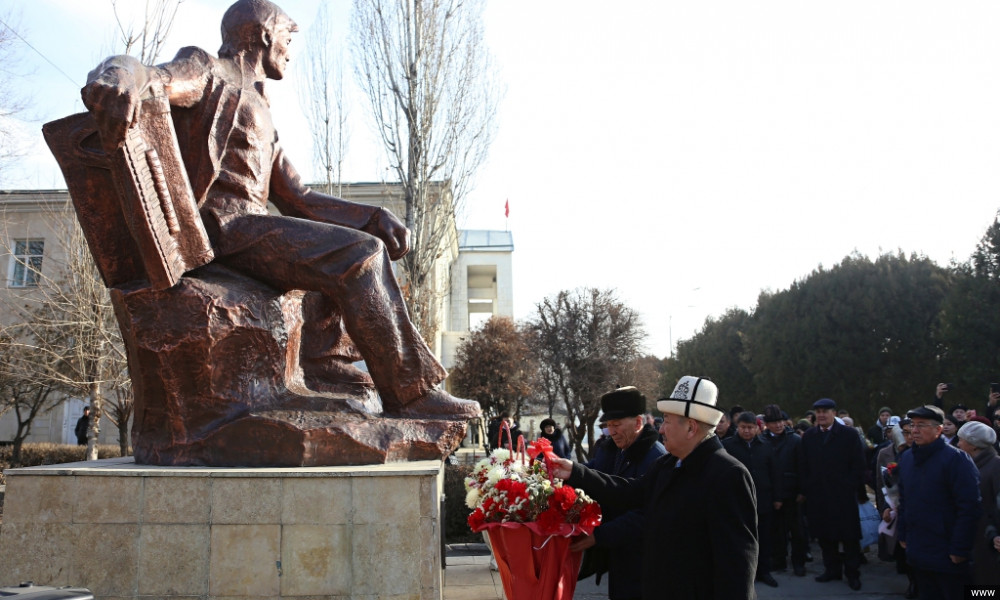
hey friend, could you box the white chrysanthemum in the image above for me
[487,466,506,485]
[492,449,511,463]
[465,487,481,509]
[473,457,491,472]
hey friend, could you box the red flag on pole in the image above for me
[505,199,510,218]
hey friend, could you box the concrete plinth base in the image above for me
[0,457,444,599]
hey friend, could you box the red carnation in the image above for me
[549,485,577,512]
[497,479,529,504]
[537,508,565,534]
[468,508,486,530]
[482,497,496,516]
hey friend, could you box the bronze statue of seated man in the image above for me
[79,0,478,426]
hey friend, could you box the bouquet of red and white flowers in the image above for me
[465,427,601,600]
[879,461,901,537]
[464,439,601,535]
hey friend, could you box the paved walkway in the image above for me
[443,543,909,600]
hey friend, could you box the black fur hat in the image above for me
[600,386,645,421]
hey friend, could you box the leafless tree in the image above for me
[0,9,29,183]
[1,204,126,460]
[105,375,133,455]
[528,288,646,460]
[300,3,350,196]
[351,0,500,340]
[0,333,59,466]
[112,0,184,65]
[625,354,668,413]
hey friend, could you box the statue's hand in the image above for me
[365,208,410,260]
[81,66,142,154]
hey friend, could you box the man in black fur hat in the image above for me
[553,376,758,599]
[571,386,666,600]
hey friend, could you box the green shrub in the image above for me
[444,463,481,544]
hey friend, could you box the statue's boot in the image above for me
[303,359,374,390]
[384,388,482,421]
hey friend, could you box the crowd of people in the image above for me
[539,380,1000,600]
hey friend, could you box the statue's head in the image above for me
[219,0,298,78]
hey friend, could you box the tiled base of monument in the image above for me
[0,457,444,599]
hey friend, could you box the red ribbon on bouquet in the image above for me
[526,437,558,476]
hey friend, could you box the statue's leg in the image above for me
[212,214,446,407]
[299,292,374,391]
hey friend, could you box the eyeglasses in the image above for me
[911,422,941,430]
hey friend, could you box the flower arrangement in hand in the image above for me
[881,461,900,509]
[465,436,601,536]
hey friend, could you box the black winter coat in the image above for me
[866,423,887,446]
[723,434,779,512]
[799,422,866,542]
[569,435,758,600]
[583,424,666,600]
[75,415,88,445]
[766,427,802,501]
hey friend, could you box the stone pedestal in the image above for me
[0,457,444,599]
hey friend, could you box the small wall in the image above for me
[0,457,444,599]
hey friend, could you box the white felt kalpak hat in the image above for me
[657,376,724,427]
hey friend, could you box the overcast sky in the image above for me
[5,1,1000,359]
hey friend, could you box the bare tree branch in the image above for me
[0,201,127,460]
[111,0,184,65]
[528,288,646,460]
[0,9,30,183]
[299,3,351,197]
[351,0,500,340]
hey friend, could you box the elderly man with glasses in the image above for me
[896,405,982,600]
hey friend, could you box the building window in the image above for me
[8,239,44,287]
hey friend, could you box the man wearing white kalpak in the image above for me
[552,376,759,599]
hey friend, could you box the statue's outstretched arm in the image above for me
[269,147,410,260]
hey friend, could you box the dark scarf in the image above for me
[911,435,946,466]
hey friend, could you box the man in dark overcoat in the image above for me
[724,411,781,587]
[798,397,867,591]
[762,404,807,576]
[553,376,758,600]
[573,386,666,600]
[75,406,90,446]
